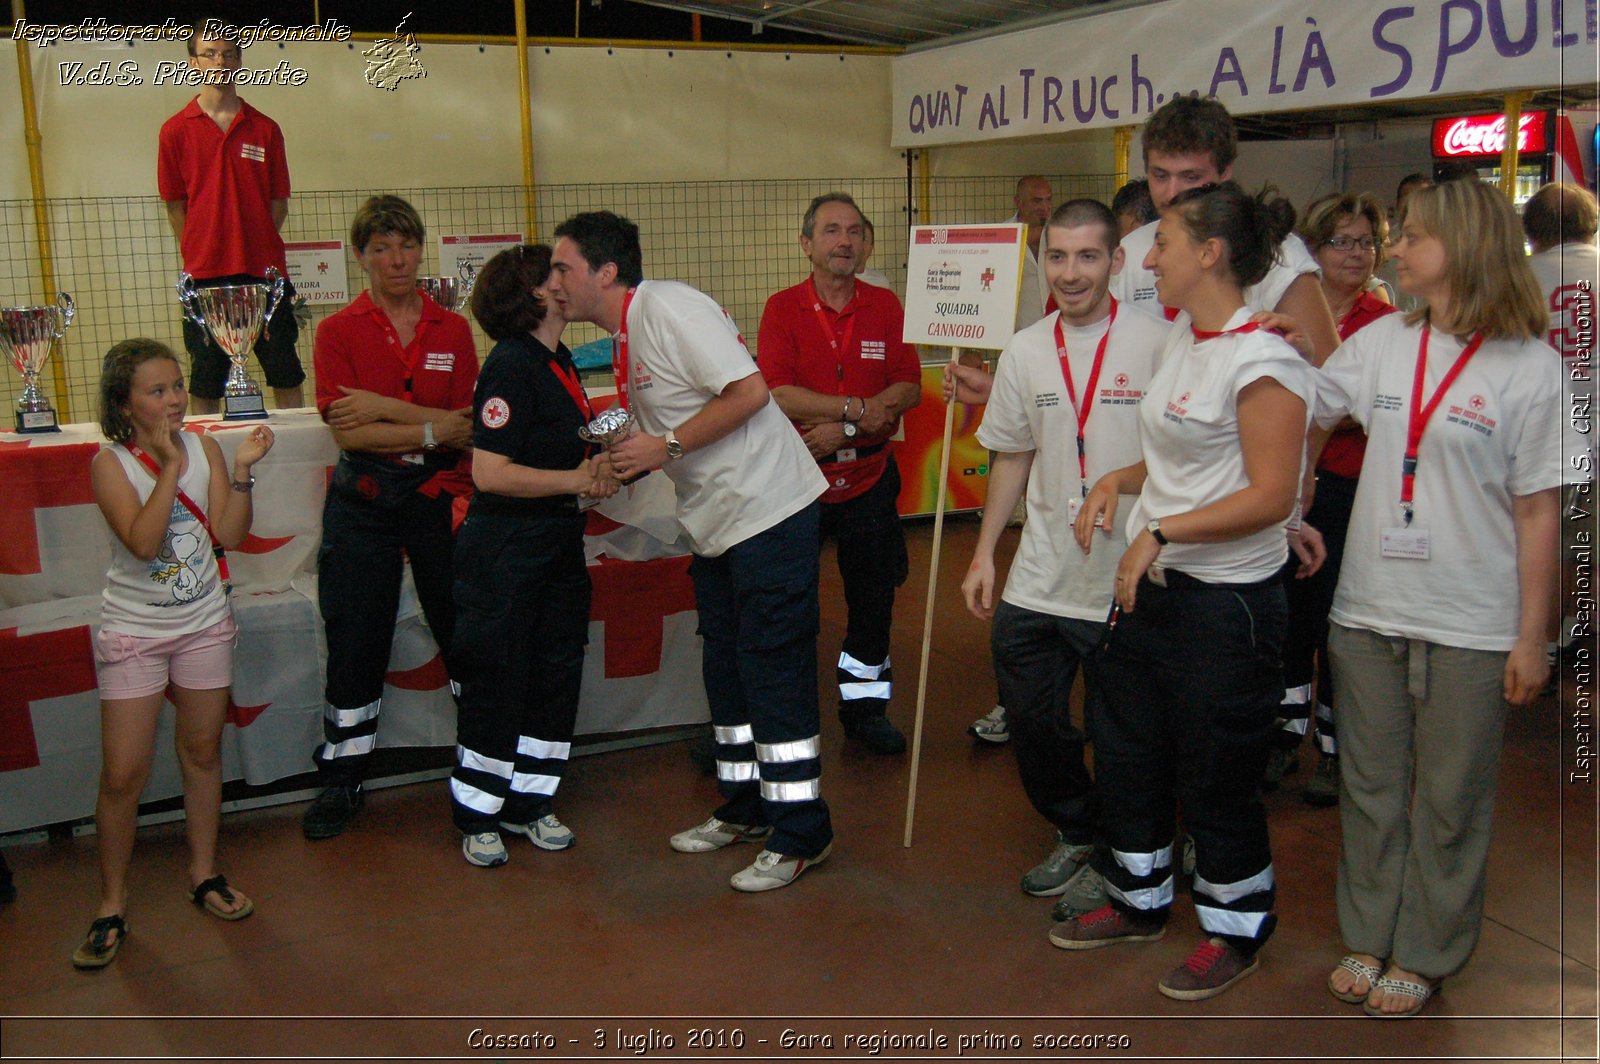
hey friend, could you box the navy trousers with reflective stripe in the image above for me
[1275,471,1356,757]
[448,510,589,835]
[315,475,458,786]
[1091,574,1285,955]
[819,459,908,721]
[692,503,832,859]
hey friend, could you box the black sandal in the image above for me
[190,874,254,921]
[71,914,127,969]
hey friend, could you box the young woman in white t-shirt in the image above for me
[1317,179,1561,1018]
[1062,182,1318,1002]
[72,339,273,969]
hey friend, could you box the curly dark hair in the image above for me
[1142,95,1237,172]
[100,338,182,444]
[470,244,554,342]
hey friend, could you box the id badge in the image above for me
[399,451,425,466]
[1066,497,1103,528]
[1380,526,1430,560]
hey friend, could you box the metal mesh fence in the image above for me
[2,171,1117,423]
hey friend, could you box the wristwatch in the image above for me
[422,422,438,451]
[842,421,858,439]
[665,430,684,461]
[230,476,255,493]
[1146,519,1168,546]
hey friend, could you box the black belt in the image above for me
[1146,567,1279,592]
[818,442,886,465]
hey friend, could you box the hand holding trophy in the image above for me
[0,292,74,433]
[176,267,286,421]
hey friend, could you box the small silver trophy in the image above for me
[417,261,479,312]
[0,292,74,433]
[176,267,287,421]
[579,406,647,496]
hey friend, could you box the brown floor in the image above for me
[2,517,1596,1062]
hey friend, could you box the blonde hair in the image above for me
[1400,180,1546,341]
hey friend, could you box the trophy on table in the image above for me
[176,267,286,421]
[417,261,479,312]
[0,292,74,433]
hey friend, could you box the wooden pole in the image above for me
[903,345,960,847]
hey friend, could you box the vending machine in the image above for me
[1431,110,1556,208]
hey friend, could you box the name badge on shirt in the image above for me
[834,447,858,463]
[1380,526,1430,560]
[1065,497,1104,528]
[400,452,425,466]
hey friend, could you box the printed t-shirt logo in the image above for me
[1114,373,1129,387]
[424,351,454,373]
[860,340,887,360]
[481,397,510,429]
[240,143,267,163]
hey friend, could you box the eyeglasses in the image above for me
[1324,236,1378,253]
[195,48,241,62]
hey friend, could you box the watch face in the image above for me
[843,422,857,438]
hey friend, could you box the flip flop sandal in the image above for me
[190,874,254,921]
[1363,974,1438,1018]
[71,914,127,969]
[1328,954,1385,1004]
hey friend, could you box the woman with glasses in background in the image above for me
[1262,193,1400,805]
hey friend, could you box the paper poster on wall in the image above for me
[901,224,1025,352]
[282,240,348,304]
[440,233,524,280]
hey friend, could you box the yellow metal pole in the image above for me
[1499,91,1531,203]
[1113,126,1133,188]
[12,1,72,421]
[515,0,538,240]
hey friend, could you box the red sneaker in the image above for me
[1048,903,1166,951]
[1158,937,1260,1000]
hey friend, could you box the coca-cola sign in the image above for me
[1432,111,1551,159]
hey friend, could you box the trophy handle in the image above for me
[261,266,287,340]
[457,260,479,306]
[54,291,75,332]
[176,273,207,330]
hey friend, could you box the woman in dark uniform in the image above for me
[447,243,617,867]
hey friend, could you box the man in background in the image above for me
[158,17,304,413]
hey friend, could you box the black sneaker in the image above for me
[302,784,363,840]
[1303,754,1339,807]
[842,714,907,755]
[1261,747,1298,792]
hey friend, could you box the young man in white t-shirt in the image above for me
[1111,95,1340,366]
[549,211,833,894]
[960,200,1170,919]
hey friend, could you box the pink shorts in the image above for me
[94,614,237,700]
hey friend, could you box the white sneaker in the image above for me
[968,705,1010,744]
[462,831,508,867]
[500,814,575,851]
[669,816,772,854]
[730,844,831,892]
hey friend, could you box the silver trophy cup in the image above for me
[579,406,647,491]
[417,261,479,312]
[0,292,74,433]
[176,267,286,420]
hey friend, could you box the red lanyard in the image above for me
[1401,326,1484,524]
[806,277,857,385]
[549,355,593,424]
[612,287,638,412]
[1054,298,1117,496]
[381,301,429,403]
[125,440,231,592]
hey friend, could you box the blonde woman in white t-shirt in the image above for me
[1316,179,1561,1019]
[1060,182,1319,1002]
[73,339,274,970]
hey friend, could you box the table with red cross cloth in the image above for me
[0,411,705,834]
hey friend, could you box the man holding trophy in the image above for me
[549,211,835,893]
[158,18,305,415]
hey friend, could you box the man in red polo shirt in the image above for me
[758,193,922,755]
[158,18,304,414]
